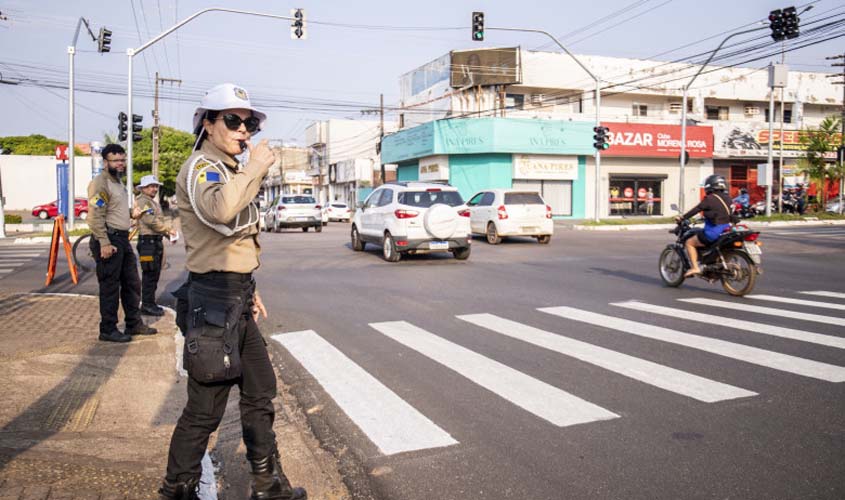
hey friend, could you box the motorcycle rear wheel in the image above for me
[720,250,757,296]
[658,247,685,287]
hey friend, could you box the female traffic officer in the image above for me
[676,174,733,278]
[159,83,306,500]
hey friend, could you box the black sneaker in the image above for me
[99,329,132,343]
[141,304,165,316]
[127,323,158,336]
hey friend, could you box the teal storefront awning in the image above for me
[381,117,595,163]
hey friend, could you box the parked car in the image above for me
[264,194,322,232]
[350,181,471,262]
[325,202,352,222]
[827,199,843,214]
[32,198,88,220]
[466,189,553,244]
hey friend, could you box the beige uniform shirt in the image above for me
[87,170,131,247]
[176,141,263,274]
[135,193,172,236]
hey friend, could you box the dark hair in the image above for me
[193,110,220,150]
[101,143,126,159]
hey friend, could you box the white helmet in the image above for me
[192,83,267,134]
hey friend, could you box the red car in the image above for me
[32,198,89,220]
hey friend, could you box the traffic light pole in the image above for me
[487,27,602,221]
[126,7,296,206]
[67,17,92,230]
[679,25,766,213]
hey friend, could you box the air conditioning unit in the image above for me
[530,94,545,106]
[744,105,760,116]
[669,102,683,113]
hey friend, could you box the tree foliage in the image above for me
[125,126,196,196]
[0,134,87,156]
[798,115,842,208]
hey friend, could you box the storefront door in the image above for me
[512,179,572,216]
[608,175,665,216]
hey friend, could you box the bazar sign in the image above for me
[602,123,713,158]
[513,154,578,180]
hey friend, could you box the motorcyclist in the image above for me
[732,188,750,209]
[675,174,733,278]
[794,183,807,214]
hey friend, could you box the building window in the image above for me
[706,106,729,121]
[632,104,648,117]
[505,93,524,109]
[765,107,792,123]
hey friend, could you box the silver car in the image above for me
[264,195,323,232]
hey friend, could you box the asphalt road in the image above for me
[3,222,844,500]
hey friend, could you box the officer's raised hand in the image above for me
[246,139,274,176]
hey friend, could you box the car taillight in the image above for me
[277,205,286,211]
[394,209,419,219]
[315,205,321,209]
[426,188,442,192]
[744,232,759,241]
[497,205,508,220]
[458,209,470,218]
[545,204,553,219]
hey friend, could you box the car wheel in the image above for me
[315,224,323,233]
[38,210,49,220]
[302,227,309,232]
[78,211,88,220]
[351,225,365,251]
[452,246,471,260]
[382,232,401,262]
[486,222,501,245]
[537,235,551,244]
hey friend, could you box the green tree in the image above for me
[0,134,87,156]
[798,115,842,209]
[122,126,195,196]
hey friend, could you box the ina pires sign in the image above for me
[603,123,713,158]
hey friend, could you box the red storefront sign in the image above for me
[603,122,713,158]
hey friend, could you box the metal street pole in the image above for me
[779,87,785,214]
[766,78,774,216]
[126,7,296,205]
[487,26,602,221]
[679,25,766,213]
[67,17,92,230]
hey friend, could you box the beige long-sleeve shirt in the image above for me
[176,141,265,274]
[87,170,131,247]
[135,193,172,236]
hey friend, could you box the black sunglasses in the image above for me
[216,113,260,133]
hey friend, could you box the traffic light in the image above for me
[593,126,610,151]
[131,114,143,142]
[291,8,306,40]
[768,9,785,41]
[782,6,799,40]
[472,11,484,41]
[118,112,128,142]
[97,27,112,53]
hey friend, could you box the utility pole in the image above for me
[152,72,182,181]
[778,42,786,214]
[379,93,385,185]
[827,53,845,214]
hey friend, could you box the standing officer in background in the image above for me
[87,143,157,343]
[135,175,178,316]
[158,83,306,500]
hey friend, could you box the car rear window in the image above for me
[504,192,544,205]
[282,196,315,204]
[398,191,464,208]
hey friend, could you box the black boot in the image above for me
[249,452,307,500]
[158,477,200,500]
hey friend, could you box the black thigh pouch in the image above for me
[184,287,244,383]
[137,239,159,272]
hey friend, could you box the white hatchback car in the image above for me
[264,194,323,233]
[325,202,352,222]
[351,182,472,262]
[466,189,553,244]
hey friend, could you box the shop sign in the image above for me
[419,155,449,181]
[602,122,712,158]
[713,122,837,159]
[513,154,578,180]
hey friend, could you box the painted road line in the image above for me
[457,313,755,403]
[801,291,845,300]
[0,269,13,274]
[539,306,845,382]
[680,298,845,327]
[272,330,457,455]
[613,301,845,350]
[0,253,42,257]
[370,320,619,427]
[746,294,845,311]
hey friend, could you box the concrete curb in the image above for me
[573,219,845,231]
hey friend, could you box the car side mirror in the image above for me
[357,201,365,210]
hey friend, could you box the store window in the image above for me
[632,104,648,117]
[608,176,666,216]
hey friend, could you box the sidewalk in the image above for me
[0,293,348,500]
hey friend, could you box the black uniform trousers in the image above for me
[90,231,142,334]
[165,272,277,483]
[137,235,164,306]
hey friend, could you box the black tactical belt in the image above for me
[106,228,130,236]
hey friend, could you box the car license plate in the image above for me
[429,241,449,250]
[744,242,761,255]
[521,226,538,233]
[295,217,309,221]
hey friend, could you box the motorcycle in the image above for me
[658,213,763,296]
[732,201,757,219]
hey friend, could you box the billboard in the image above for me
[712,122,838,159]
[450,47,521,88]
[602,122,713,158]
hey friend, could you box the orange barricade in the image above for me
[45,214,79,286]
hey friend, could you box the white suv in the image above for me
[351,182,472,262]
[467,189,553,244]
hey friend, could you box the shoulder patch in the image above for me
[198,171,221,184]
[90,194,106,208]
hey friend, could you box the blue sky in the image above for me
[0,0,841,146]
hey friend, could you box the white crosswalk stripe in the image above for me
[539,306,845,382]
[680,298,845,327]
[457,313,756,402]
[271,330,457,455]
[370,320,620,427]
[746,294,845,311]
[612,301,845,350]
[802,291,845,300]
